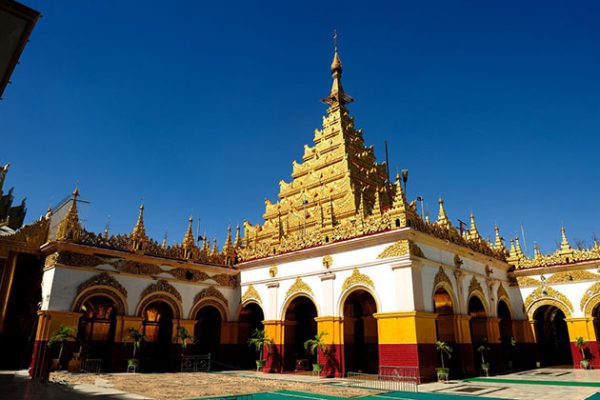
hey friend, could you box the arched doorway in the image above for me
[498,300,514,369]
[283,296,317,371]
[468,296,489,371]
[141,301,173,372]
[343,289,378,374]
[194,306,222,360]
[533,305,571,366]
[434,288,459,373]
[77,296,117,371]
[238,303,264,369]
[593,303,600,346]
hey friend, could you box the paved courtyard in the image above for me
[1,368,599,399]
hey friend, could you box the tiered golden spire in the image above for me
[56,186,82,241]
[130,203,148,252]
[468,212,482,243]
[182,215,197,259]
[559,226,574,257]
[211,239,219,257]
[533,242,543,259]
[494,225,505,252]
[514,236,524,259]
[436,197,450,228]
[222,225,236,266]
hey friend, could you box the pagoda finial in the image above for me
[322,30,353,106]
[56,185,82,241]
[437,197,449,228]
[234,224,241,248]
[534,242,543,259]
[162,232,168,249]
[559,226,574,258]
[514,235,524,258]
[223,225,233,251]
[494,224,505,251]
[469,212,481,242]
[182,215,197,259]
[130,203,148,250]
[211,239,219,257]
[201,231,209,253]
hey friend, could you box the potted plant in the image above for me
[477,339,491,376]
[247,328,273,371]
[177,327,195,357]
[127,327,145,371]
[575,336,590,369]
[303,332,328,376]
[435,340,452,382]
[48,325,77,371]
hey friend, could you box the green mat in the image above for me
[466,377,600,388]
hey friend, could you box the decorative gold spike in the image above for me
[234,224,241,248]
[201,231,209,253]
[494,225,505,251]
[182,215,197,259]
[56,186,82,242]
[211,239,219,257]
[436,197,449,228]
[130,203,148,252]
[559,226,574,259]
[514,236,524,259]
[373,190,383,216]
[469,212,482,242]
[161,232,168,249]
[594,237,600,252]
[534,242,543,259]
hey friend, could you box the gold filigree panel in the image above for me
[433,266,453,290]
[194,286,229,307]
[547,270,599,284]
[516,276,541,287]
[581,281,600,315]
[377,240,424,259]
[285,277,314,298]
[525,286,573,317]
[497,283,509,301]
[342,268,374,291]
[241,285,262,305]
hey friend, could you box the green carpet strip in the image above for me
[466,377,600,388]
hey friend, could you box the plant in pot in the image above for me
[304,332,328,376]
[177,327,195,357]
[48,325,77,371]
[575,336,590,369]
[435,340,453,382]
[127,327,146,371]
[476,339,491,376]
[247,328,273,372]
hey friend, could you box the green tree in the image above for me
[247,328,272,362]
[127,327,146,359]
[435,340,453,369]
[48,325,77,367]
[177,327,195,356]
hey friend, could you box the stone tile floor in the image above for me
[418,368,600,399]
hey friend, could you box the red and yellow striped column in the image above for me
[566,317,599,368]
[375,311,438,381]
[316,316,343,377]
[263,319,285,372]
[512,319,537,369]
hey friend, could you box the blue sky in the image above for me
[2,1,599,254]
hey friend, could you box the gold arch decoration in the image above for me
[547,270,599,284]
[525,286,574,318]
[581,281,600,315]
[194,286,229,307]
[77,272,127,298]
[342,268,375,291]
[433,266,453,290]
[468,275,484,296]
[516,276,541,287]
[189,286,228,320]
[497,283,510,302]
[377,240,424,259]
[140,279,182,302]
[467,275,490,314]
[137,293,182,319]
[285,277,314,298]
[241,285,262,305]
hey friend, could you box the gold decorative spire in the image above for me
[494,225,505,251]
[514,236,524,259]
[234,224,241,248]
[130,203,148,252]
[323,30,353,106]
[223,225,233,252]
[559,226,574,258]
[469,212,482,242]
[211,239,219,257]
[534,242,543,259]
[161,232,168,249]
[56,186,82,242]
[594,237,600,252]
[182,215,197,259]
[373,190,383,216]
[222,225,236,266]
[201,231,209,253]
[436,197,449,228]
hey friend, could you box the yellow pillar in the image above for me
[486,317,501,343]
[262,320,285,372]
[453,314,472,344]
[220,321,239,345]
[315,316,343,346]
[565,317,597,342]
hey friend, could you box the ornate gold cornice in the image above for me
[241,285,261,305]
[140,279,182,302]
[342,268,374,291]
[377,239,424,259]
[433,266,453,290]
[194,286,228,306]
[516,276,540,287]
[77,272,127,298]
[546,270,599,284]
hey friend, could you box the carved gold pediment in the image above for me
[241,285,261,305]
[524,286,573,317]
[377,240,424,259]
[342,268,374,291]
[285,277,314,298]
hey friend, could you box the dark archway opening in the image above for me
[141,301,173,372]
[238,303,264,369]
[283,296,317,371]
[533,305,571,366]
[468,296,489,370]
[77,296,117,371]
[343,290,378,374]
[194,306,222,362]
[593,303,600,348]
[434,288,459,373]
[497,300,514,369]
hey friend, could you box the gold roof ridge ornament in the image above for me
[322,30,353,106]
[182,215,197,259]
[494,225,505,252]
[56,186,82,242]
[130,202,148,253]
